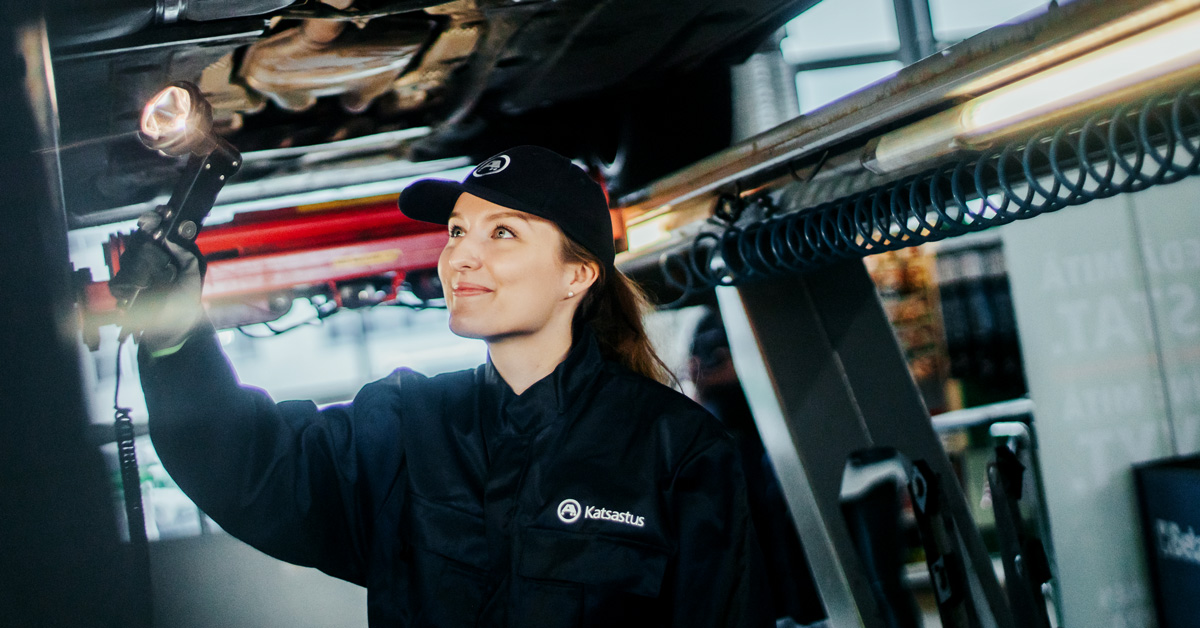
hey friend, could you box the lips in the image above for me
[452,282,492,297]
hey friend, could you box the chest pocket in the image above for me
[404,493,489,626]
[515,527,669,628]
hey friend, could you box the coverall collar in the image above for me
[483,325,605,421]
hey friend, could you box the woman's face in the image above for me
[437,193,586,341]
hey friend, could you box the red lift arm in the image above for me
[82,196,448,329]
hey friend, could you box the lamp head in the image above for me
[138,82,214,157]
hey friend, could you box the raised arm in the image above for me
[114,228,401,584]
[139,324,405,585]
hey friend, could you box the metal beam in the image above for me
[717,261,1016,628]
[893,0,937,65]
[617,0,1194,226]
[790,52,901,73]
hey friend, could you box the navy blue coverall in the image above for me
[139,324,772,627]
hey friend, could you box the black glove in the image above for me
[109,222,207,355]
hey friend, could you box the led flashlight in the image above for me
[139,82,215,156]
[110,81,241,313]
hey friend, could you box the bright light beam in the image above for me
[965,9,1200,137]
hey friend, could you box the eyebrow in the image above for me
[448,209,535,224]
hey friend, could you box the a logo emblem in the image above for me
[557,499,582,524]
[556,499,646,527]
[472,155,511,177]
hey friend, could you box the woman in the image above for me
[137,145,771,627]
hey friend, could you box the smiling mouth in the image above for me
[452,286,492,297]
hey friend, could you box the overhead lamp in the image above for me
[866,9,1200,174]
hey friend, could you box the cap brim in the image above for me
[399,177,550,226]
[397,179,466,224]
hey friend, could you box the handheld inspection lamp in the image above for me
[109,82,242,311]
[139,82,216,157]
[99,82,245,594]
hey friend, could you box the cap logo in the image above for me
[472,155,511,177]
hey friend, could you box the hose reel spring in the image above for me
[657,87,1200,299]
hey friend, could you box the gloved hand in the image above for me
[109,225,207,356]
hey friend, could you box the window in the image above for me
[795,60,903,113]
[781,0,899,63]
[929,0,1053,43]
[780,0,1065,116]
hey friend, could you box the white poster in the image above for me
[1001,182,1200,628]
[1130,183,1200,457]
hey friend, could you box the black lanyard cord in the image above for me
[113,336,154,627]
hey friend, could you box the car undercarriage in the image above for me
[51,0,816,227]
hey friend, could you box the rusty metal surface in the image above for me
[238,22,428,113]
[616,0,1200,223]
[387,14,483,112]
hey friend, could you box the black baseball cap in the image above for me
[398,145,614,269]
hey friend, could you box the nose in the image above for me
[445,232,482,272]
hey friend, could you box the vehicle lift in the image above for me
[607,1,1200,626]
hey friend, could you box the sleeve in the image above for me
[138,323,406,585]
[663,433,775,628]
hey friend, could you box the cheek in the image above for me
[436,247,452,298]
[497,255,566,305]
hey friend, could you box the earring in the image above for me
[568,291,575,298]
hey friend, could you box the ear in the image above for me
[565,260,600,299]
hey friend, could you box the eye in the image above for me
[448,224,464,238]
[494,225,516,239]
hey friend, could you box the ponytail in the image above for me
[561,237,675,386]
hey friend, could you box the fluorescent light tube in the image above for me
[868,9,1200,174]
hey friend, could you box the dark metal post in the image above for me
[893,0,937,64]
[0,6,131,626]
[717,260,1015,628]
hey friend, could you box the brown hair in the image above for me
[560,236,675,386]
